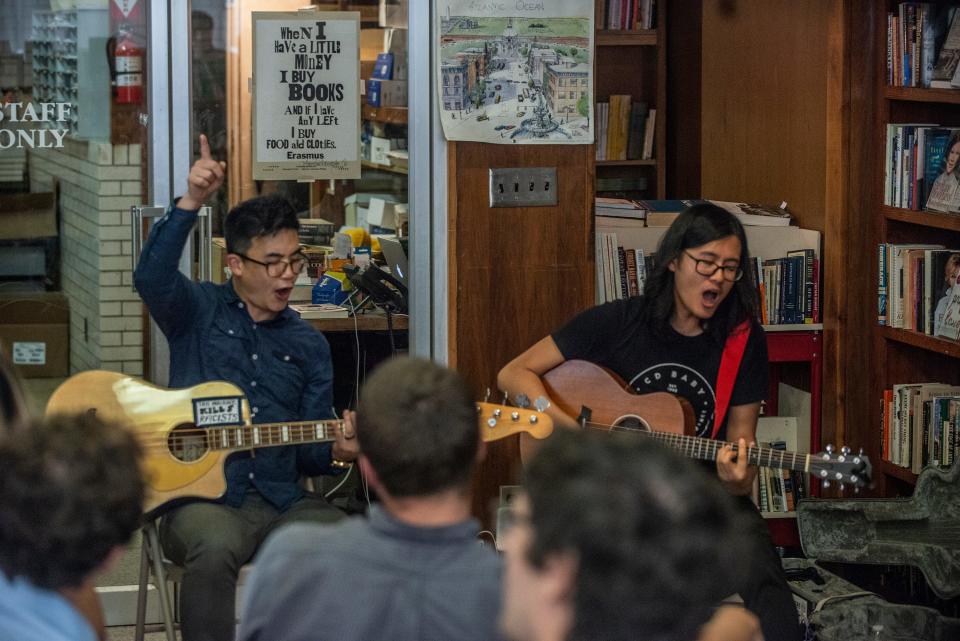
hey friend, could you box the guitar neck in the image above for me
[203,419,344,453]
[645,431,809,473]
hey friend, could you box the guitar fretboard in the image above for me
[199,420,344,452]
[641,430,810,473]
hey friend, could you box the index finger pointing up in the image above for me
[199,134,212,160]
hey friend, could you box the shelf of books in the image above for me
[873,1,960,494]
[593,0,665,200]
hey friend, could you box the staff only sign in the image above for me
[252,12,360,180]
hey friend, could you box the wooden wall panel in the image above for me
[700,0,829,234]
[449,142,594,525]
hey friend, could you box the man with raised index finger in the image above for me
[133,134,359,641]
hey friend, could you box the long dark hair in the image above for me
[640,203,757,343]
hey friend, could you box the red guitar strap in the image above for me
[712,320,752,439]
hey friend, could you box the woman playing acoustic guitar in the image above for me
[498,203,801,641]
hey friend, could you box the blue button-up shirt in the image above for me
[133,205,339,511]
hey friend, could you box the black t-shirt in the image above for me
[552,297,769,441]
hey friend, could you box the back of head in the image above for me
[643,202,756,341]
[0,353,28,431]
[356,357,478,497]
[524,430,742,641]
[0,413,144,589]
[224,194,299,255]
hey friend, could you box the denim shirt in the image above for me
[133,204,339,511]
[0,572,97,641]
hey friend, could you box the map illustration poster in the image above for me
[437,1,594,144]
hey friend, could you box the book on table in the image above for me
[290,303,350,319]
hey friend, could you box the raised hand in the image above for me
[178,134,226,211]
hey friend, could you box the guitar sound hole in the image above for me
[614,415,650,431]
[167,423,209,463]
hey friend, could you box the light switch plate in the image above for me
[489,167,558,208]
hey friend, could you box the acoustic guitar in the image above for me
[45,370,550,516]
[518,360,873,489]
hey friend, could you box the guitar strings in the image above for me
[127,418,346,452]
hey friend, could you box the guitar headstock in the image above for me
[809,445,873,490]
[477,402,554,443]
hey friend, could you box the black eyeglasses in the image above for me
[684,251,743,282]
[236,252,307,278]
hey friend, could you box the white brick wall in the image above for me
[29,139,144,375]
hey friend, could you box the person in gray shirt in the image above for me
[237,357,501,641]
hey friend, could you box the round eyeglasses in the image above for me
[684,251,743,282]
[236,252,307,278]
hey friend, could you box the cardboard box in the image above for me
[379,0,408,29]
[345,193,397,227]
[0,192,57,240]
[370,136,396,165]
[383,28,407,54]
[0,292,69,377]
[366,79,407,107]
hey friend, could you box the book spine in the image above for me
[625,246,639,297]
[812,257,821,324]
[878,243,888,325]
[617,246,629,300]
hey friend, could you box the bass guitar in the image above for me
[46,370,549,515]
[520,360,872,489]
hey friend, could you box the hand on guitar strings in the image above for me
[332,410,361,464]
[716,437,757,496]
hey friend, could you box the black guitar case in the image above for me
[794,464,960,640]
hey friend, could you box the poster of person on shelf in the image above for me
[934,253,960,339]
[251,11,360,180]
[436,0,594,144]
[924,132,960,213]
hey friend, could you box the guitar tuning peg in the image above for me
[484,388,491,403]
[510,411,520,421]
[849,474,859,485]
[854,486,861,495]
[825,444,834,454]
[841,446,851,456]
[493,408,502,418]
[516,393,530,409]
[838,483,845,494]
[822,479,831,489]
[501,390,509,405]
[486,417,497,428]
[534,396,550,412]
[859,447,865,456]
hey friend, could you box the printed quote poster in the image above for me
[252,12,360,180]
[437,0,594,144]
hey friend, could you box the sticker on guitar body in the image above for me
[192,397,244,426]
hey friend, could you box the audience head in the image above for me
[356,357,479,498]
[0,413,144,589]
[501,429,743,641]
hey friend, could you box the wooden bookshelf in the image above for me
[869,2,960,492]
[882,205,960,232]
[884,85,960,104]
[595,158,657,167]
[361,105,408,125]
[593,0,666,199]
[595,29,657,47]
[880,459,918,485]
[881,326,960,358]
[361,160,408,175]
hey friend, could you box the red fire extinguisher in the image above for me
[113,28,143,104]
